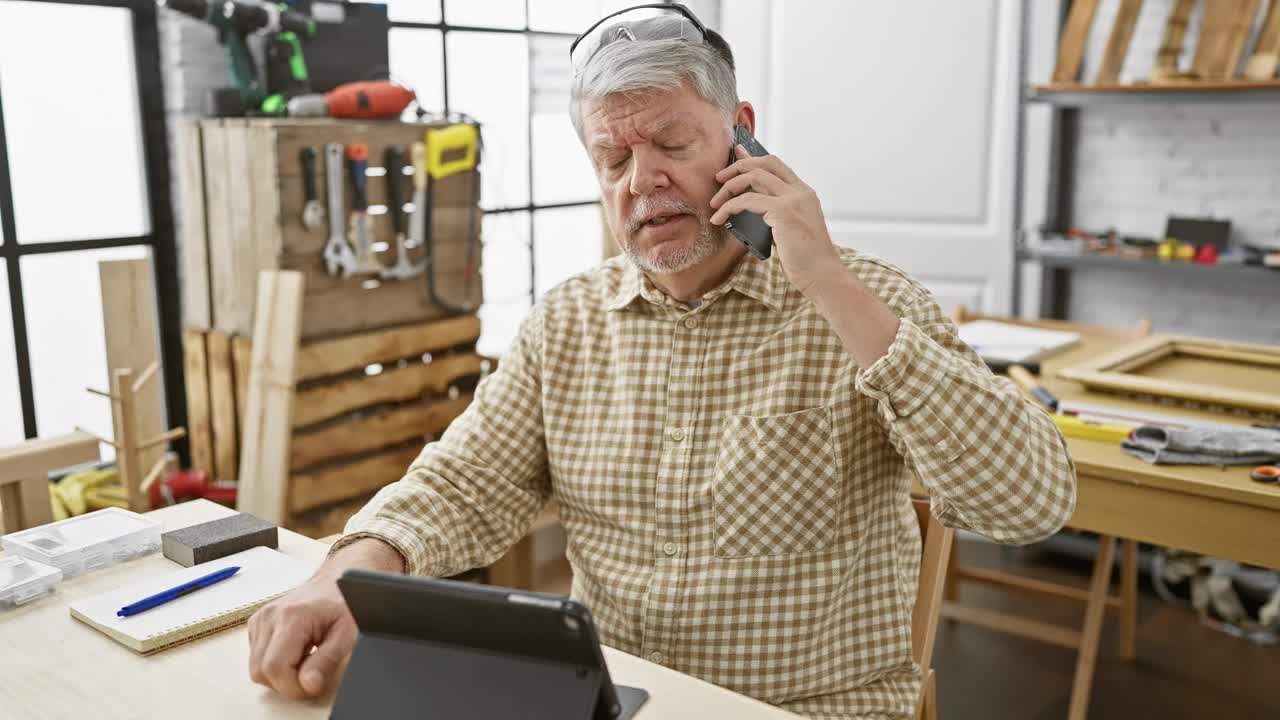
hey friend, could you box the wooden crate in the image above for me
[183,315,487,538]
[178,118,484,341]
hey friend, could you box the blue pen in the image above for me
[117,565,241,617]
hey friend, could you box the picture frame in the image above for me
[1056,335,1280,416]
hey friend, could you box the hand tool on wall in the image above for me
[379,145,426,281]
[157,0,322,116]
[346,143,384,275]
[287,79,418,119]
[299,146,323,232]
[422,123,482,314]
[322,142,358,277]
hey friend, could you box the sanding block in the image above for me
[162,513,279,567]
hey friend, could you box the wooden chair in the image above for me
[945,306,1153,720]
[912,496,954,720]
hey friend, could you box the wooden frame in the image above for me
[1056,334,1280,415]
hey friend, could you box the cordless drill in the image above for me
[157,0,318,116]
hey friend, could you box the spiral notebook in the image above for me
[69,546,311,655]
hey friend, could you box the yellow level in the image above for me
[1053,414,1134,444]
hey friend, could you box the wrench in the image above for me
[345,143,384,275]
[380,143,426,281]
[322,143,357,277]
[299,146,323,232]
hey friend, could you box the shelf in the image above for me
[1027,80,1280,106]
[1017,248,1279,282]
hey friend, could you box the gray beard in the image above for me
[622,214,728,275]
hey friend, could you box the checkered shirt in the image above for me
[336,247,1077,719]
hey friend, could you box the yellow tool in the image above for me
[1053,414,1134,444]
[420,123,482,314]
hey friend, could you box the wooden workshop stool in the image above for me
[947,306,1152,720]
[0,432,101,533]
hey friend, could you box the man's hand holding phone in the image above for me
[709,134,843,298]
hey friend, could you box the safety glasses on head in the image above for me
[569,3,707,77]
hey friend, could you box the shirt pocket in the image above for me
[712,406,841,558]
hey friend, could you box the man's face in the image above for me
[581,81,733,275]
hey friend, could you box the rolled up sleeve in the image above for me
[857,297,1076,545]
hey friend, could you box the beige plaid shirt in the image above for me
[337,247,1076,719]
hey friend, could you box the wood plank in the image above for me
[237,271,305,524]
[1053,0,1102,82]
[1221,0,1262,78]
[111,368,146,512]
[177,120,212,329]
[1244,0,1280,78]
[181,329,215,476]
[939,603,1082,649]
[202,121,239,335]
[1193,0,1256,79]
[206,331,239,484]
[289,442,421,514]
[1096,0,1145,83]
[99,257,166,476]
[226,121,262,336]
[295,315,481,381]
[298,278,480,341]
[1153,0,1197,80]
[293,352,484,427]
[287,494,376,539]
[1118,539,1140,661]
[290,394,472,470]
[231,335,252,433]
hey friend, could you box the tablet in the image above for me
[332,569,649,720]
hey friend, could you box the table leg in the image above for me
[1068,534,1116,720]
[1118,539,1139,661]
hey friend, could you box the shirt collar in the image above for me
[607,250,788,313]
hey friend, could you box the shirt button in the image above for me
[662,542,678,556]
[667,427,685,442]
[683,317,699,329]
[649,651,665,665]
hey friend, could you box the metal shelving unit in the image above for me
[1015,13,1280,320]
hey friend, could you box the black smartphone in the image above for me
[724,125,773,260]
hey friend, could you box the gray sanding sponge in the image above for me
[162,512,279,567]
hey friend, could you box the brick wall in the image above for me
[1056,0,1280,343]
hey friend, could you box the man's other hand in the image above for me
[247,537,405,699]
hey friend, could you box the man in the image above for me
[248,5,1075,718]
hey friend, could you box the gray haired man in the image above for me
[248,5,1076,718]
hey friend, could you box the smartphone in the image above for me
[724,125,773,260]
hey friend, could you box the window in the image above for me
[0,1,183,447]
[388,0,612,355]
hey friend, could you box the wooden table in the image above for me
[1043,334,1280,569]
[942,329,1280,720]
[0,500,799,720]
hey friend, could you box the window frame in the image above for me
[0,0,186,455]
[391,0,611,310]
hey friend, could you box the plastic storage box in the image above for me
[0,555,63,610]
[1,507,162,578]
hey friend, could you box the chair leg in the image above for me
[1118,539,1139,661]
[1068,535,1116,720]
[943,543,960,604]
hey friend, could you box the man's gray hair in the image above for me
[570,33,738,141]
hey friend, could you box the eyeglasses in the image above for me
[569,3,707,77]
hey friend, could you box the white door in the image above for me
[721,0,1022,314]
